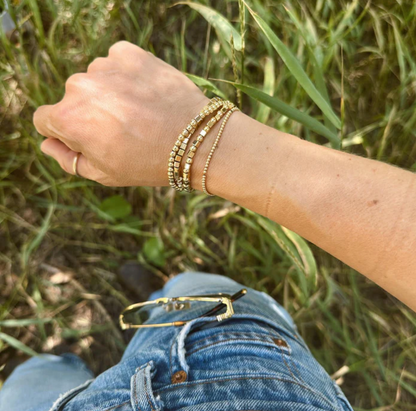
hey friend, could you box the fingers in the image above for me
[40,138,102,181]
[33,105,61,139]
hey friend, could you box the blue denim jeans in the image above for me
[0,273,353,411]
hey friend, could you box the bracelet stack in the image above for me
[168,97,239,195]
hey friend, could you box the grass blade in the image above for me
[0,319,52,327]
[281,226,318,288]
[218,80,339,146]
[256,215,311,300]
[186,73,227,99]
[256,56,275,124]
[243,1,341,130]
[0,332,38,357]
[282,5,337,136]
[176,2,242,51]
[21,204,55,269]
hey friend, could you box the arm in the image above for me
[191,113,416,310]
[33,42,416,311]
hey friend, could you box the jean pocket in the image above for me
[169,314,303,386]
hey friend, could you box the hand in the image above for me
[34,41,209,186]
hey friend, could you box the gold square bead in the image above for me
[183,138,189,144]
[180,143,187,150]
[174,162,180,168]
[175,155,181,162]
[178,149,185,156]
[200,130,207,137]
[195,114,202,123]
[208,119,215,127]
[184,164,190,170]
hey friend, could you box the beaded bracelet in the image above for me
[168,97,224,190]
[202,106,239,196]
[182,101,235,193]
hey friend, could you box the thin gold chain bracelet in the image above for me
[202,106,239,196]
[182,101,235,193]
[168,97,224,191]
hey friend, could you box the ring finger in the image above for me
[40,138,104,181]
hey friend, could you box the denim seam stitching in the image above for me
[185,330,282,351]
[133,371,142,411]
[154,375,339,411]
[144,365,156,411]
[104,401,130,411]
[275,342,301,382]
[169,331,176,377]
[287,351,308,386]
[186,337,290,356]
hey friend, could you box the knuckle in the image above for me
[33,105,57,135]
[65,73,89,92]
[33,107,44,129]
[109,40,132,55]
[48,103,70,130]
[87,57,108,73]
[109,41,145,60]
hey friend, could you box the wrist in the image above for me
[190,110,302,218]
[190,111,271,204]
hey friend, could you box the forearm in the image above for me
[34,40,416,310]
[192,112,416,310]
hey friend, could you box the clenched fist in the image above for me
[34,41,209,187]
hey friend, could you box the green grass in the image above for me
[1,0,416,409]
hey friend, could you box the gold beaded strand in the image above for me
[182,101,235,193]
[168,97,224,191]
[202,107,239,196]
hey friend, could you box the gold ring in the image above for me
[72,152,81,177]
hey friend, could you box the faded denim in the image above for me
[0,273,353,411]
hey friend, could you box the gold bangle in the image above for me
[202,107,239,196]
[182,101,235,193]
[168,97,224,191]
